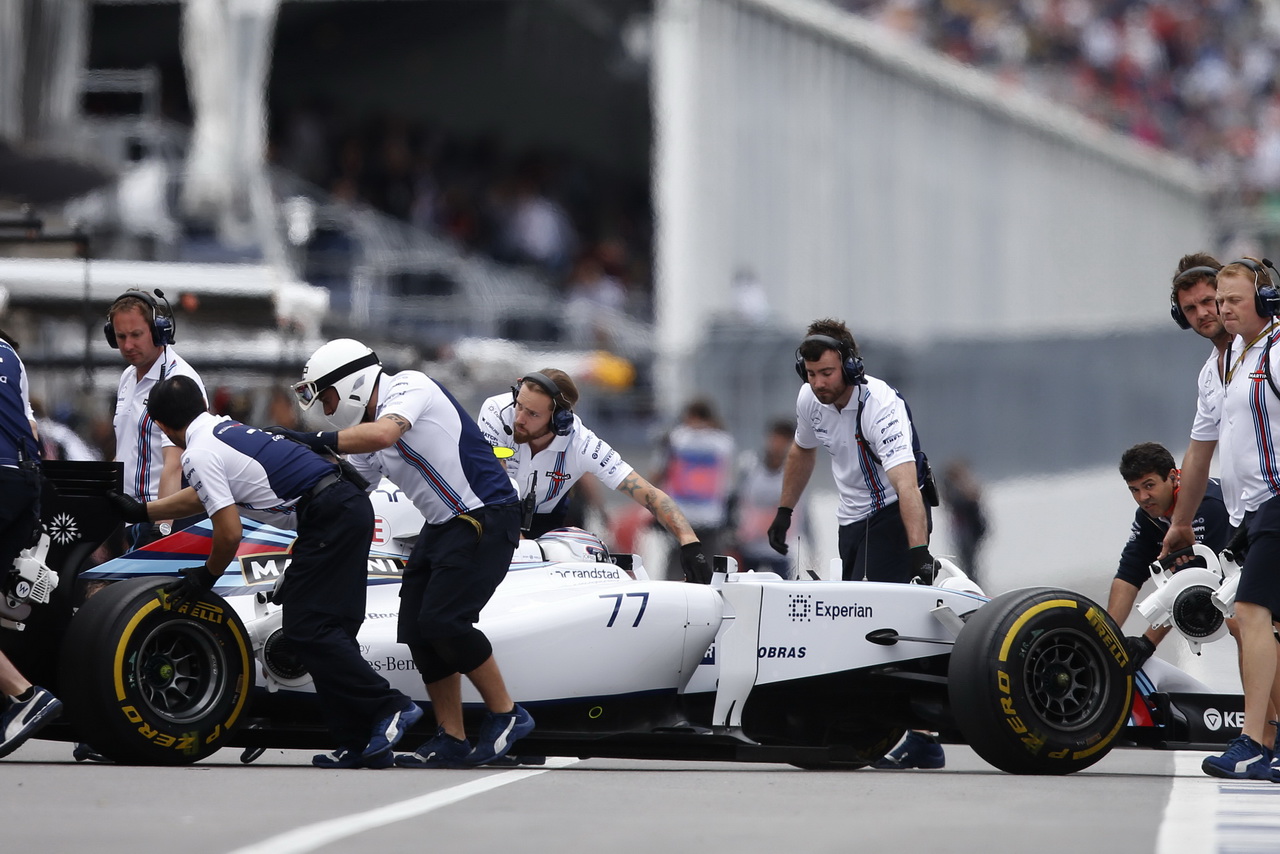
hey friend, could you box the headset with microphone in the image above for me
[512,372,574,436]
[1228,257,1280,318]
[104,289,176,348]
[1169,265,1221,330]
[794,334,865,386]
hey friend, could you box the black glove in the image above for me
[1125,635,1157,671]
[1223,525,1249,564]
[680,542,712,584]
[107,490,150,523]
[909,545,937,585]
[162,565,218,610]
[266,426,339,454]
[767,507,793,555]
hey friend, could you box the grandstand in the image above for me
[0,0,1262,485]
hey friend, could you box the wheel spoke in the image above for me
[1025,630,1106,731]
[133,620,226,724]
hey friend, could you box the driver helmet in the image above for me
[295,338,382,430]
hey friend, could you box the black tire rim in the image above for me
[133,620,228,725]
[1024,627,1109,732]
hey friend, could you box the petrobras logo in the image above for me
[239,552,406,584]
[788,593,873,622]
[1203,708,1244,731]
[758,646,806,659]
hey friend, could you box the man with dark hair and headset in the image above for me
[1165,257,1280,780]
[475,368,712,583]
[1107,256,1230,667]
[109,374,423,768]
[106,290,206,550]
[768,317,943,769]
[273,339,533,769]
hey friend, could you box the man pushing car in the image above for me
[109,374,423,768]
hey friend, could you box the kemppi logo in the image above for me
[1204,709,1244,731]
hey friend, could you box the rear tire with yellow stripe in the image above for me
[949,587,1133,775]
[59,577,253,765]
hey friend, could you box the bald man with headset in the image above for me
[476,369,712,584]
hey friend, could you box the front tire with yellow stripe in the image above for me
[949,587,1133,775]
[59,577,253,765]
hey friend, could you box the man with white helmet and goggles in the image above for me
[275,339,531,769]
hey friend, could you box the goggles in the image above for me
[292,351,381,411]
[293,380,321,410]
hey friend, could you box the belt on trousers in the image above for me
[298,471,342,512]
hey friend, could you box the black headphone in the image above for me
[512,372,574,436]
[104,289,176,348]
[1230,258,1280,318]
[1169,265,1220,330]
[794,334,865,386]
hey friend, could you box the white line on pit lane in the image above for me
[1158,750,1280,853]
[227,757,580,854]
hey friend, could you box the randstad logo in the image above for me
[1203,709,1244,731]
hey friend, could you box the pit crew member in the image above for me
[111,374,422,769]
[476,369,711,583]
[106,290,207,549]
[1164,258,1280,780]
[1109,442,1229,668]
[771,317,943,770]
[0,331,62,759]
[278,339,532,768]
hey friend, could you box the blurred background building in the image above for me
[1,0,1272,601]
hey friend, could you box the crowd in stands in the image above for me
[837,0,1280,206]
[270,109,654,333]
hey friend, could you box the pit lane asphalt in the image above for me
[3,739,1275,853]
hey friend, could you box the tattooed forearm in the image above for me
[618,472,644,498]
[617,472,695,540]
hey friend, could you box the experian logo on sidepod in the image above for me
[788,594,873,622]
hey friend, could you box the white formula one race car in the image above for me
[1,462,1243,773]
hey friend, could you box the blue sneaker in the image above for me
[464,704,535,767]
[394,726,473,768]
[313,746,394,769]
[871,731,945,769]
[362,700,424,760]
[1203,734,1274,780]
[0,686,62,759]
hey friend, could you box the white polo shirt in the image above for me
[347,372,516,525]
[794,377,919,526]
[476,392,633,512]
[113,346,206,501]
[181,412,335,528]
[1220,324,1280,515]
[1189,345,1241,523]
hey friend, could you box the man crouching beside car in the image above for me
[109,375,423,768]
